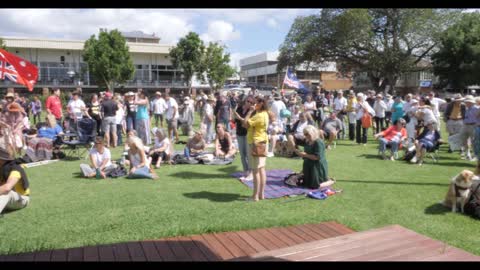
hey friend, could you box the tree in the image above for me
[0,38,6,50]
[278,9,462,92]
[432,12,480,89]
[169,32,205,93]
[82,29,135,92]
[198,42,235,91]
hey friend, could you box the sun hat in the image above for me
[7,102,23,112]
[5,92,15,99]
[155,91,162,96]
[453,93,463,101]
[125,91,135,96]
[207,95,215,102]
[464,95,475,103]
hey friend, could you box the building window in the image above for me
[60,56,65,63]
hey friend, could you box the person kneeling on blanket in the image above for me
[294,125,335,189]
[185,130,207,158]
[80,137,117,179]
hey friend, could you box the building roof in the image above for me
[121,31,159,40]
[2,36,172,54]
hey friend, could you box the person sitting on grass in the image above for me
[411,120,441,166]
[149,128,172,169]
[214,123,236,159]
[185,130,207,158]
[266,111,286,157]
[287,112,315,154]
[79,137,117,179]
[126,136,157,179]
[294,125,334,189]
[319,111,343,150]
[374,118,408,161]
[0,147,30,217]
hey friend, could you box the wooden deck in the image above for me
[243,224,480,261]
[0,221,355,261]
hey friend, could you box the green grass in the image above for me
[1,118,479,257]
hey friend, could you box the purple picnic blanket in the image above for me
[231,169,317,199]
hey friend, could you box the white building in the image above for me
[1,32,207,92]
[239,52,352,90]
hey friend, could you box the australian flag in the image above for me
[0,49,38,91]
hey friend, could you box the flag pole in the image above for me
[280,66,287,93]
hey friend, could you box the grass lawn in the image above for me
[1,117,479,256]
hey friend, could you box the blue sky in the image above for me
[0,9,320,68]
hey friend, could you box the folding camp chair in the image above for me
[61,117,96,159]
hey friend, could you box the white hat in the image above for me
[464,95,475,103]
[410,99,419,104]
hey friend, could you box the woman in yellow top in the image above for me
[241,96,269,201]
[0,147,30,216]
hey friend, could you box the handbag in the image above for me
[361,111,373,128]
[251,141,267,157]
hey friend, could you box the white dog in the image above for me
[442,170,478,213]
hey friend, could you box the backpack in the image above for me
[403,149,416,162]
[361,112,372,128]
[107,165,128,178]
[464,183,480,219]
[284,173,304,187]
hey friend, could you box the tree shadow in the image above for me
[339,179,448,187]
[427,161,475,167]
[216,165,239,174]
[183,191,246,202]
[357,154,383,160]
[424,202,450,215]
[169,171,231,179]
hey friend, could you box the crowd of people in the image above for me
[1,84,480,213]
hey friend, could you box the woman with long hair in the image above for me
[126,136,157,179]
[233,96,253,180]
[134,92,151,146]
[214,123,236,159]
[242,96,269,201]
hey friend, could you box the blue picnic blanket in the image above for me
[231,169,318,199]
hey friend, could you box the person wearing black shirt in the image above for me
[233,96,253,181]
[101,92,118,148]
[124,92,137,132]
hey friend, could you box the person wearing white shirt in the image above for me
[427,91,446,131]
[355,93,376,145]
[333,90,347,139]
[202,95,216,144]
[115,101,125,146]
[165,93,179,143]
[79,137,117,179]
[373,94,387,133]
[152,91,167,128]
[405,99,419,147]
[270,93,287,127]
[67,91,86,132]
[385,94,394,126]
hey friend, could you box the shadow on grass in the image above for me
[424,203,450,215]
[339,179,448,187]
[357,154,383,160]
[169,171,232,179]
[183,191,245,202]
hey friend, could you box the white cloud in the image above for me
[200,20,240,44]
[267,18,278,28]
[0,9,194,44]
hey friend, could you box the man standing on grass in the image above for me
[152,91,167,128]
[46,88,63,126]
[165,93,179,143]
[0,148,30,217]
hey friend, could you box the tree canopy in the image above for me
[198,42,235,91]
[0,38,6,50]
[278,9,462,91]
[169,32,205,91]
[82,29,135,91]
[432,12,480,89]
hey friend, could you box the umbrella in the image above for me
[0,49,39,91]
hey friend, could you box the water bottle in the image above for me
[184,147,190,159]
[95,168,101,179]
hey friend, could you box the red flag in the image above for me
[0,49,39,91]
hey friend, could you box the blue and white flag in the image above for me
[283,68,305,89]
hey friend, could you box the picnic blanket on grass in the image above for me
[231,169,318,199]
[172,151,234,165]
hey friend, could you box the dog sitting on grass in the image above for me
[442,170,478,213]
